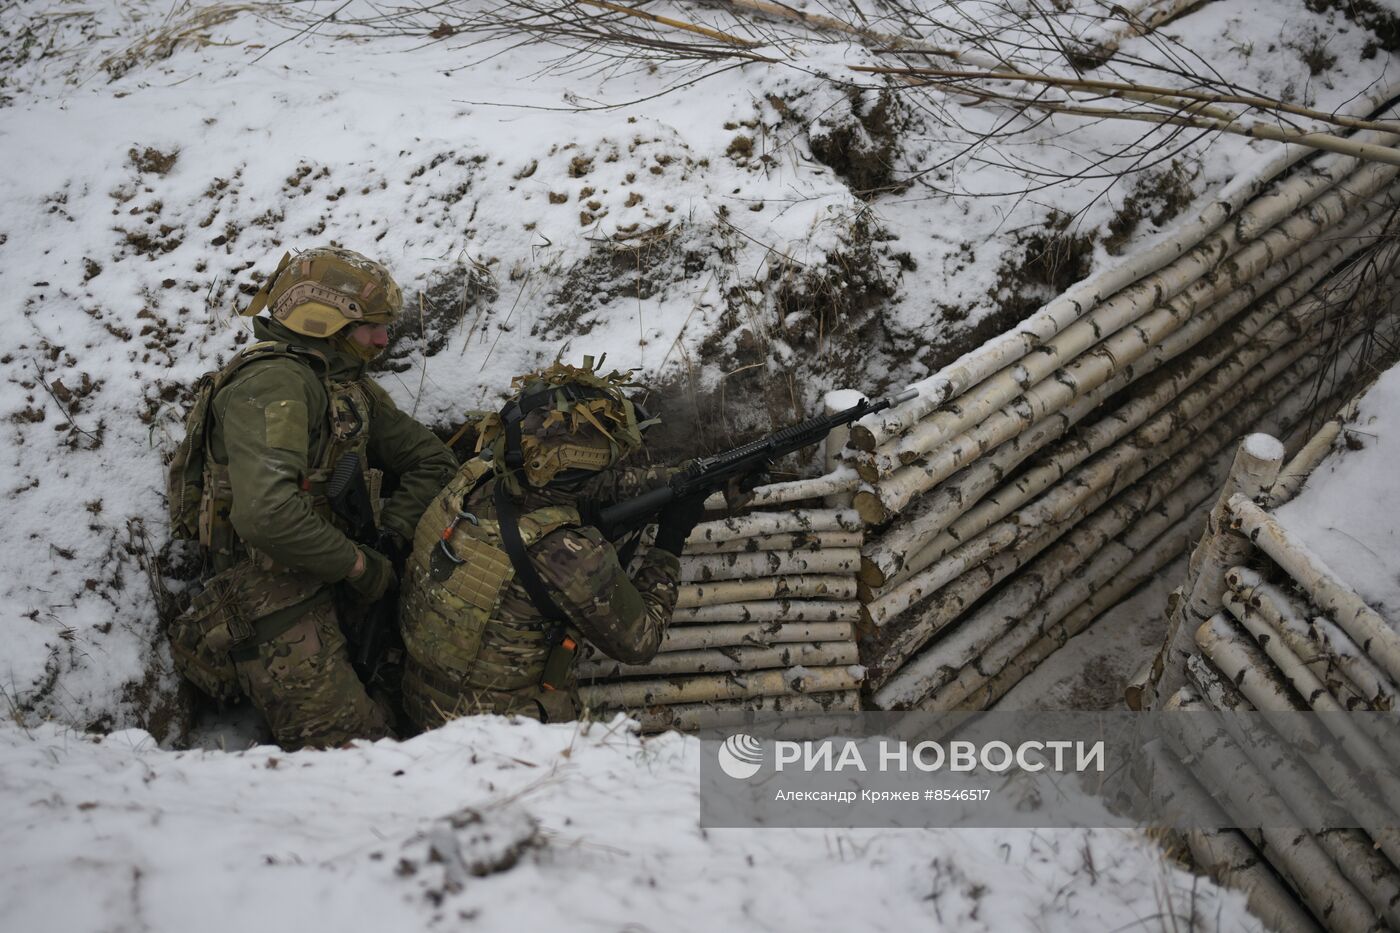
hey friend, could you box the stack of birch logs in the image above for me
[579,86,1400,733]
[1140,408,1400,933]
[845,90,1400,713]
[576,507,868,731]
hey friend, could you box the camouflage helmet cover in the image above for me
[477,357,653,489]
[240,247,402,337]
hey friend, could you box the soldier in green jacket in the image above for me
[166,247,457,749]
[398,360,706,727]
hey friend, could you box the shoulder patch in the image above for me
[265,399,309,453]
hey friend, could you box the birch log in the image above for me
[1072,0,1208,62]
[671,600,860,624]
[577,642,859,679]
[1152,433,1285,704]
[878,272,1392,641]
[1310,616,1400,712]
[1268,400,1357,506]
[1228,495,1400,686]
[860,376,1124,584]
[675,575,857,608]
[683,531,863,556]
[685,508,863,543]
[701,469,860,512]
[657,621,855,652]
[1162,690,1383,933]
[580,665,863,707]
[849,80,1400,451]
[1224,569,1371,709]
[1140,739,1322,933]
[633,690,860,733]
[679,548,861,583]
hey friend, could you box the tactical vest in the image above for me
[400,461,582,725]
[167,340,377,568]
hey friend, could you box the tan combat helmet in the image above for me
[240,247,402,338]
[476,356,655,491]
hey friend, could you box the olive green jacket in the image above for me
[208,318,457,581]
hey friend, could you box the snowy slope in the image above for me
[0,715,1263,932]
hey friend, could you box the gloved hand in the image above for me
[654,493,708,555]
[373,529,411,574]
[723,468,769,512]
[345,546,397,602]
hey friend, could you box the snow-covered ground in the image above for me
[4,0,1400,927]
[0,715,1263,932]
[1276,363,1400,626]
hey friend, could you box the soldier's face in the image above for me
[347,323,389,356]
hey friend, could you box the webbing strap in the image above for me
[228,587,335,662]
[492,480,569,624]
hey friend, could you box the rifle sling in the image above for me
[493,479,569,625]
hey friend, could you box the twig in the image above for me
[580,0,765,50]
[30,361,99,441]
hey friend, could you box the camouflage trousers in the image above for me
[233,598,393,750]
[402,656,579,730]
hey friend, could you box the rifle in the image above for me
[594,389,918,540]
[326,452,399,682]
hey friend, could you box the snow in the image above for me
[0,715,1263,932]
[1242,432,1286,462]
[1275,363,1400,626]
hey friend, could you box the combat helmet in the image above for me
[477,356,655,492]
[240,247,402,338]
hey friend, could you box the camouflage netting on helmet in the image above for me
[477,357,654,489]
[241,246,403,338]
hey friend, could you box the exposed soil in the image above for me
[1307,0,1400,57]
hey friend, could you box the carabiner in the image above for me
[437,510,480,564]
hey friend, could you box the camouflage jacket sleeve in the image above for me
[572,463,681,509]
[533,527,681,665]
[214,360,359,582]
[363,381,458,541]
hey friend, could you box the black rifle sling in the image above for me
[493,479,569,623]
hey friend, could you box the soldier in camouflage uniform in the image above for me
[166,247,457,749]
[399,360,707,727]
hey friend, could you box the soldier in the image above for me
[165,247,458,749]
[398,360,707,727]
